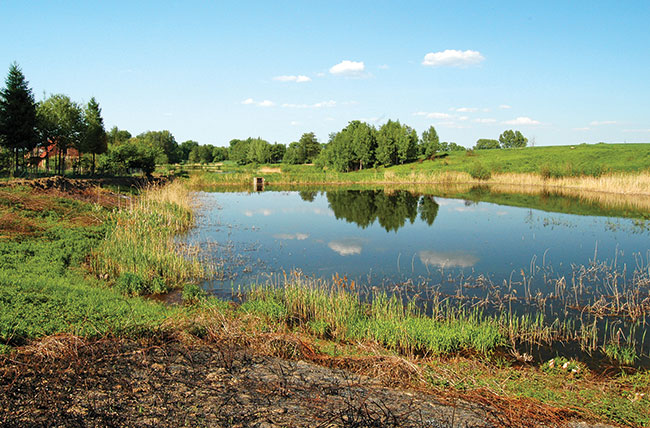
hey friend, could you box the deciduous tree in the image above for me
[499,129,527,148]
[37,94,84,175]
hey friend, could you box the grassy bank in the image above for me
[0,185,172,348]
[0,181,209,349]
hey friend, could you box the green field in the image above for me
[189,143,650,186]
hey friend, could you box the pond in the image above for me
[186,188,647,292]
[184,186,650,363]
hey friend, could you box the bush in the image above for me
[469,163,492,180]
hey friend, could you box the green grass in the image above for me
[240,281,505,357]
[0,184,205,346]
[0,225,171,345]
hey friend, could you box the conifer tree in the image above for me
[0,62,38,174]
[82,97,107,174]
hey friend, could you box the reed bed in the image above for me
[189,169,650,215]
[236,261,650,365]
[90,180,207,295]
[190,167,650,195]
[240,276,505,357]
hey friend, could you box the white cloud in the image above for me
[274,233,309,240]
[458,116,469,121]
[378,64,389,69]
[413,111,453,119]
[422,49,484,67]
[419,251,478,268]
[439,121,468,129]
[453,107,479,113]
[273,75,311,83]
[282,100,336,109]
[328,238,364,256]
[499,104,512,109]
[573,127,590,131]
[503,116,541,125]
[623,128,650,133]
[590,120,617,126]
[313,100,337,108]
[359,117,383,123]
[243,208,273,217]
[290,121,300,126]
[242,98,275,107]
[473,118,497,124]
[329,60,365,75]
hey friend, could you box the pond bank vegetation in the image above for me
[1,178,648,427]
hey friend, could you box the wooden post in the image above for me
[253,177,264,191]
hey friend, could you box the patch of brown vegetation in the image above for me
[0,212,41,238]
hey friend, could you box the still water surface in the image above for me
[185,189,649,297]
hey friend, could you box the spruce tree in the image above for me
[0,62,38,174]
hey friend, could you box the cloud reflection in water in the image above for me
[418,250,478,268]
[328,238,364,256]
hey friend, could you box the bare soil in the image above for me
[0,333,616,428]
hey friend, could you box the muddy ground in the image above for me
[0,333,616,428]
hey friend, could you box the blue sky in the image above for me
[1,1,649,147]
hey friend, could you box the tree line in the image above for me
[0,62,529,176]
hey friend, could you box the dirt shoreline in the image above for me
[0,334,617,428]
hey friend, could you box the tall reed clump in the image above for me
[241,276,504,357]
[90,181,206,295]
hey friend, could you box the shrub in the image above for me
[469,163,492,180]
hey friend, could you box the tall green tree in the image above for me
[37,94,83,175]
[229,138,250,165]
[269,143,286,163]
[283,141,303,164]
[349,121,376,170]
[212,146,229,162]
[420,126,440,159]
[247,138,271,164]
[321,121,377,172]
[0,62,38,174]
[135,130,180,164]
[107,126,131,145]
[82,97,107,174]
[499,130,527,148]
[376,120,416,166]
[297,132,321,163]
[198,144,215,164]
[179,140,199,162]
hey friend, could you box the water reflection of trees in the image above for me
[326,190,439,232]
